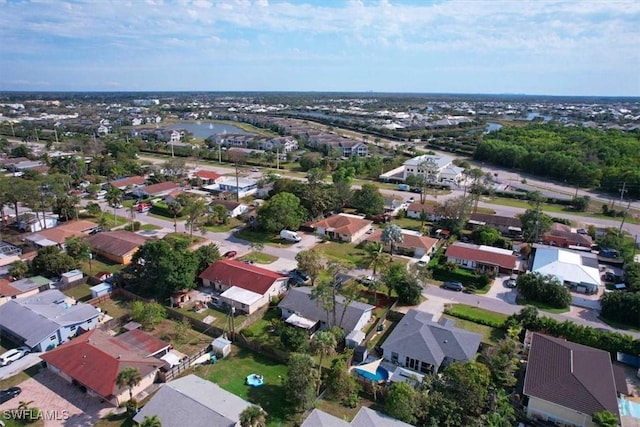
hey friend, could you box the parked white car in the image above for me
[0,347,30,366]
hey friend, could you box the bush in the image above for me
[443,306,506,329]
[125,399,138,416]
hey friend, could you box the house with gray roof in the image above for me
[523,333,623,427]
[133,374,252,427]
[381,309,481,374]
[278,287,374,334]
[301,407,413,427]
[0,289,100,351]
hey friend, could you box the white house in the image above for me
[530,247,601,295]
[204,176,259,198]
[19,213,58,233]
[0,289,100,351]
[402,154,464,185]
[199,260,288,314]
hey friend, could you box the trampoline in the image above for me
[246,374,264,387]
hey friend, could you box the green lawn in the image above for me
[442,315,505,346]
[96,298,131,319]
[202,217,243,232]
[173,305,248,330]
[62,283,93,302]
[235,229,295,247]
[241,308,282,348]
[317,242,368,267]
[367,317,399,350]
[196,346,293,426]
[392,216,425,231]
[238,251,278,264]
[149,318,212,355]
[78,255,125,276]
[515,297,570,314]
[140,223,161,231]
[444,304,509,327]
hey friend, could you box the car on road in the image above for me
[251,168,260,172]
[0,387,21,404]
[223,251,238,259]
[0,347,30,366]
[442,281,463,292]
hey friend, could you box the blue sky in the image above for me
[0,0,638,96]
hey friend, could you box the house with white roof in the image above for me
[402,154,464,185]
[530,246,601,295]
[203,176,259,198]
[0,289,100,351]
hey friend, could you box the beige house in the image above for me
[41,329,167,406]
[87,231,148,264]
[523,333,624,427]
[312,213,373,243]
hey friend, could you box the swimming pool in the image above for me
[355,366,389,382]
[619,398,640,418]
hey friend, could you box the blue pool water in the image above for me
[355,367,389,382]
[619,398,640,418]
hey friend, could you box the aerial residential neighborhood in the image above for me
[0,92,637,427]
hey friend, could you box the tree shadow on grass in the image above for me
[247,382,293,426]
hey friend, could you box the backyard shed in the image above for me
[353,345,368,364]
[90,282,112,298]
[212,336,232,358]
[345,330,366,349]
[61,269,83,285]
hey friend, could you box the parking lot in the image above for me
[0,369,112,426]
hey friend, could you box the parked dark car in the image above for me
[223,251,237,259]
[291,269,310,281]
[0,387,21,404]
[288,270,309,286]
[442,281,463,292]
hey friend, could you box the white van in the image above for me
[95,190,107,200]
[280,230,301,243]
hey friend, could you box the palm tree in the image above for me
[311,331,337,396]
[105,186,122,227]
[116,367,142,401]
[381,223,403,255]
[239,405,268,427]
[363,241,390,277]
[167,201,183,233]
[183,198,208,238]
[139,415,163,427]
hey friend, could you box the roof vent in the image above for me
[443,339,448,343]
[83,355,87,358]
[117,355,122,359]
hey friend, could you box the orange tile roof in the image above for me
[195,170,222,180]
[110,176,147,188]
[312,214,373,237]
[143,181,179,195]
[0,279,20,297]
[445,242,517,269]
[199,260,287,295]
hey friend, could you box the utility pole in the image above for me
[618,182,627,208]
[170,142,174,158]
[619,200,632,233]
[276,147,280,170]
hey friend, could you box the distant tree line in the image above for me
[474,125,640,198]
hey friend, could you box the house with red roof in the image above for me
[312,213,373,243]
[109,176,147,190]
[523,332,625,427]
[445,242,518,275]
[41,328,167,406]
[199,260,288,314]
[194,170,222,185]
[366,229,438,258]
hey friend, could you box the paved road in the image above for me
[420,284,640,339]
[0,352,42,380]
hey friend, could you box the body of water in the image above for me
[167,122,253,139]
[526,112,552,122]
[486,122,503,132]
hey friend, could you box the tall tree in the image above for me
[257,192,307,233]
[519,209,552,243]
[285,353,318,412]
[193,243,221,276]
[435,195,472,234]
[32,246,78,277]
[363,241,390,277]
[166,201,183,233]
[310,331,337,396]
[8,260,29,279]
[351,183,385,216]
[239,405,268,427]
[65,236,92,260]
[384,382,418,424]
[295,248,325,286]
[116,367,142,401]
[105,186,122,227]
[381,223,403,254]
[183,198,208,238]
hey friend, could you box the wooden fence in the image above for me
[159,345,211,382]
[55,276,89,292]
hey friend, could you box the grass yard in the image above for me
[95,298,131,319]
[442,315,505,346]
[202,217,243,232]
[392,216,425,231]
[515,297,570,314]
[367,317,399,350]
[444,304,509,327]
[315,398,377,422]
[241,308,282,348]
[317,242,368,267]
[238,251,278,264]
[2,418,45,427]
[149,319,212,355]
[235,229,295,247]
[196,346,293,427]
[92,413,134,427]
[173,305,248,331]
[62,283,93,302]
[140,223,161,231]
[78,254,125,276]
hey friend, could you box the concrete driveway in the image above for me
[0,353,42,380]
[484,275,518,305]
[0,370,113,427]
